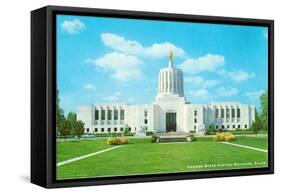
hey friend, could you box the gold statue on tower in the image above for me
[169,50,173,64]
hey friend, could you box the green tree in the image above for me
[66,112,85,140]
[259,90,268,131]
[56,89,65,138]
[59,118,71,141]
[56,89,85,140]
[251,110,262,136]
[205,123,216,135]
[76,120,85,140]
[67,112,77,137]
[208,123,216,131]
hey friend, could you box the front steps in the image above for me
[156,132,189,143]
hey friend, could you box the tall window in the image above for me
[144,110,148,117]
[94,110,99,120]
[237,108,241,118]
[107,110,112,120]
[194,118,197,123]
[120,109,124,120]
[221,109,224,118]
[101,109,105,120]
[231,108,235,118]
[215,109,219,118]
[114,109,118,120]
[144,118,148,124]
[226,108,230,118]
[194,110,197,116]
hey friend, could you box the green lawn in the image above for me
[232,136,268,149]
[57,139,111,162]
[57,136,268,180]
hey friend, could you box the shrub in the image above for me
[190,135,197,142]
[123,131,135,136]
[146,131,154,136]
[231,130,253,135]
[189,130,196,133]
[119,137,129,144]
[205,129,216,135]
[107,137,129,145]
[213,132,236,141]
[151,134,159,143]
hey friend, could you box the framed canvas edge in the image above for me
[31,5,274,188]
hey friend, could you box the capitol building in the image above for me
[77,51,256,134]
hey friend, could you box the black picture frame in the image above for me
[31,5,274,188]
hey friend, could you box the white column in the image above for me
[168,70,171,93]
[91,105,93,126]
[233,106,235,124]
[180,72,184,95]
[223,106,226,123]
[105,106,108,125]
[171,70,174,93]
[218,106,221,128]
[98,106,102,125]
[162,71,165,93]
[174,71,178,93]
[164,71,167,93]
[158,72,161,93]
[162,71,164,93]
[160,71,163,93]
[178,71,180,94]
[230,106,232,125]
[118,106,121,126]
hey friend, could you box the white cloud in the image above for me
[89,52,143,82]
[188,89,209,98]
[102,91,121,102]
[218,69,255,82]
[144,42,186,58]
[83,83,96,90]
[101,33,186,58]
[102,95,119,102]
[61,19,85,34]
[245,90,264,100]
[179,54,225,74]
[184,76,219,88]
[216,87,238,97]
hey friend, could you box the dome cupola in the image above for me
[157,51,184,98]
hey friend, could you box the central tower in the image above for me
[156,51,184,99]
[155,51,186,133]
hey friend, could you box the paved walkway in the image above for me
[57,146,122,167]
[221,142,268,153]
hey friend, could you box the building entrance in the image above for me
[166,113,176,132]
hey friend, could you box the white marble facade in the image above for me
[77,52,255,134]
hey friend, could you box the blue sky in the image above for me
[57,15,268,115]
